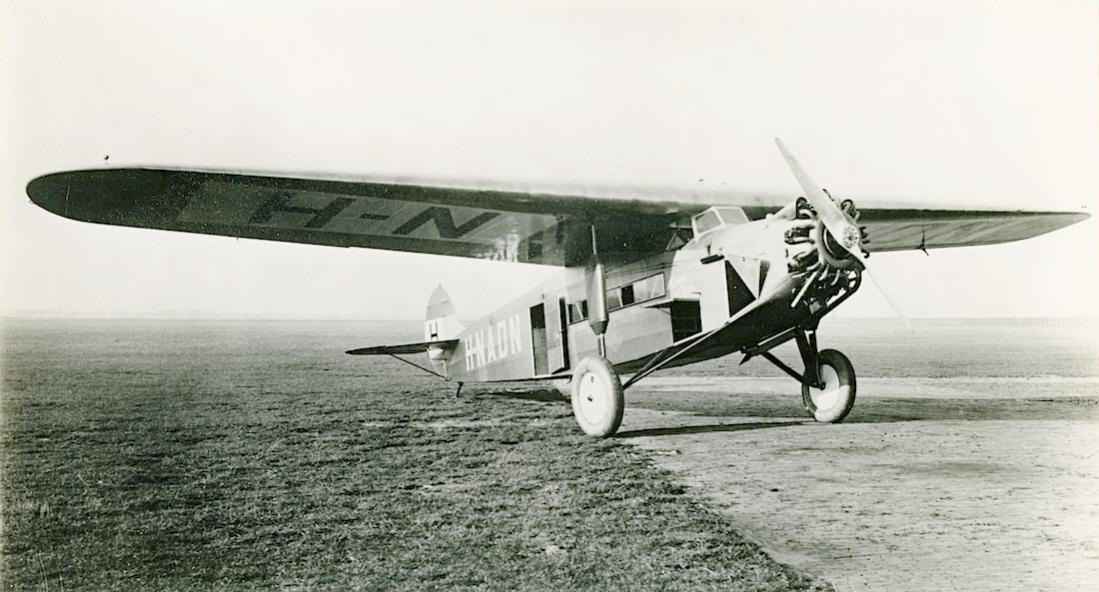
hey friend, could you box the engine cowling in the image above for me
[784,196,865,274]
[779,196,864,309]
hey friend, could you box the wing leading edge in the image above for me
[27,167,1088,264]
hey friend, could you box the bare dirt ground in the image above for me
[620,377,1099,592]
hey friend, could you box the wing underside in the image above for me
[858,209,1089,252]
[27,168,720,266]
[27,167,1088,264]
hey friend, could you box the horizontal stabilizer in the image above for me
[345,339,459,356]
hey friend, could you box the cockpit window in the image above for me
[715,207,749,225]
[692,210,723,235]
[692,206,749,237]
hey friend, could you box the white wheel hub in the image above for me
[570,356,625,438]
[806,364,844,415]
[800,349,856,424]
[576,371,609,426]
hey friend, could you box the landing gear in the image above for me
[750,327,857,423]
[801,349,856,423]
[570,356,624,438]
[569,226,624,438]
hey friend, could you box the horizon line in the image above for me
[3,314,1098,324]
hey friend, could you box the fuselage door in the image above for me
[545,297,569,373]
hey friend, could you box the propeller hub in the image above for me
[840,225,860,251]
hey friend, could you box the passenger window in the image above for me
[606,289,623,311]
[633,275,665,302]
[621,285,636,306]
[569,300,589,323]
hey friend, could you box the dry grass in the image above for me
[1,320,828,591]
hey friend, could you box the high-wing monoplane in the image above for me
[27,140,1089,436]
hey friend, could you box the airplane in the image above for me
[26,139,1089,437]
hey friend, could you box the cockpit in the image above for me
[690,206,750,237]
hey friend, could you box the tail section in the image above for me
[345,286,463,380]
[424,285,465,367]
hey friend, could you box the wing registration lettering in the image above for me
[248,192,361,228]
[393,207,499,239]
[173,183,559,254]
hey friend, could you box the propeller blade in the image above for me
[864,267,913,329]
[774,138,863,260]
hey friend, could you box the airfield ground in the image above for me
[624,377,1099,592]
[2,319,1097,591]
[0,320,824,591]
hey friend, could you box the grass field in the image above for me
[1,320,828,591]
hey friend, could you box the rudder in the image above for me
[425,285,464,346]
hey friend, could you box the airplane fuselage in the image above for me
[438,205,844,384]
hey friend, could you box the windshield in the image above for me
[692,210,723,235]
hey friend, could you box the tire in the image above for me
[570,356,625,438]
[801,349,856,423]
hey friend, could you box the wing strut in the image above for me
[588,225,610,358]
[621,325,724,390]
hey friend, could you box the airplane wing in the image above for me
[27,167,1088,265]
[856,208,1089,253]
[26,167,736,266]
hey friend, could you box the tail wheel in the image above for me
[570,356,624,438]
[801,349,856,423]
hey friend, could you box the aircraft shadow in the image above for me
[478,388,566,403]
[482,387,1098,424]
[627,395,1099,424]
[616,420,803,438]
[832,399,1098,423]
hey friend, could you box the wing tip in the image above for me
[27,171,69,216]
[1056,210,1091,230]
[26,168,186,224]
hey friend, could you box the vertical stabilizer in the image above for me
[425,285,464,345]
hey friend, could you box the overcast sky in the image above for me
[2,0,1096,320]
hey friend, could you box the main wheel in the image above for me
[801,349,856,423]
[570,356,625,438]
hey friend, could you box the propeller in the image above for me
[775,138,864,260]
[775,138,912,329]
[862,267,912,329]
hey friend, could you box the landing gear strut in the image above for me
[753,327,857,423]
[569,225,625,438]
